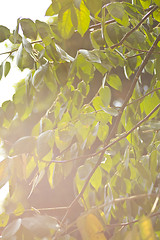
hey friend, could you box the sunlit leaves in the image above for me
[75,0,90,36]
[90,166,102,191]
[77,213,106,240]
[153,8,160,22]
[139,0,151,9]
[139,216,155,240]
[58,8,75,39]
[99,86,111,107]
[1,1,160,239]
[106,74,122,91]
[140,92,160,118]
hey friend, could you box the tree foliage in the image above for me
[0,0,160,239]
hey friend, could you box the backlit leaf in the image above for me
[99,86,111,107]
[77,213,106,240]
[75,0,90,36]
[139,0,151,9]
[58,8,75,39]
[0,212,9,227]
[107,74,122,91]
[90,166,102,191]
[139,216,155,240]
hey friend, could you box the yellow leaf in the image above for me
[77,213,107,240]
[14,202,25,216]
[76,0,90,36]
[0,212,9,227]
[139,216,155,240]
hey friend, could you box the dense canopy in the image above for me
[0,0,160,239]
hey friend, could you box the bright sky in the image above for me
[0,0,51,211]
[0,0,51,105]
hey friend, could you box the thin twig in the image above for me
[110,5,158,49]
[89,19,115,30]
[127,87,160,106]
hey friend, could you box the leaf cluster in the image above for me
[0,0,160,239]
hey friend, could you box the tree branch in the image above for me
[110,5,158,49]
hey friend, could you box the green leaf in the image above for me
[73,90,83,108]
[20,18,37,39]
[45,4,54,16]
[153,8,160,22]
[140,92,160,119]
[150,150,157,182]
[32,62,48,90]
[139,0,151,9]
[36,20,52,45]
[80,106,95,125]
[99,86,111,107]
[16,44,35,70]
[0,63,3,80]
[79,49,101,63]
[44,65,58,94]
[75,0,90,36]
[4,61,11,77]
[78,81,89,96]
[51,0,61,14]
[153,0,160,7]
[101,155,112,173]
[0,25,10,42]
[78,164,92,180]
[2,100,15,120]
[12,136,36,155]
[90,166,102,191]
[97,123,109,142]
[90,29,105,49]
[101,106,118,116]
[107,74,122,91]
[84,0,102,16]
[55,44,74,62]
[37,130,54,159]
[58,8,75,39]
[106,3,129,27]
[22,37,33,55]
